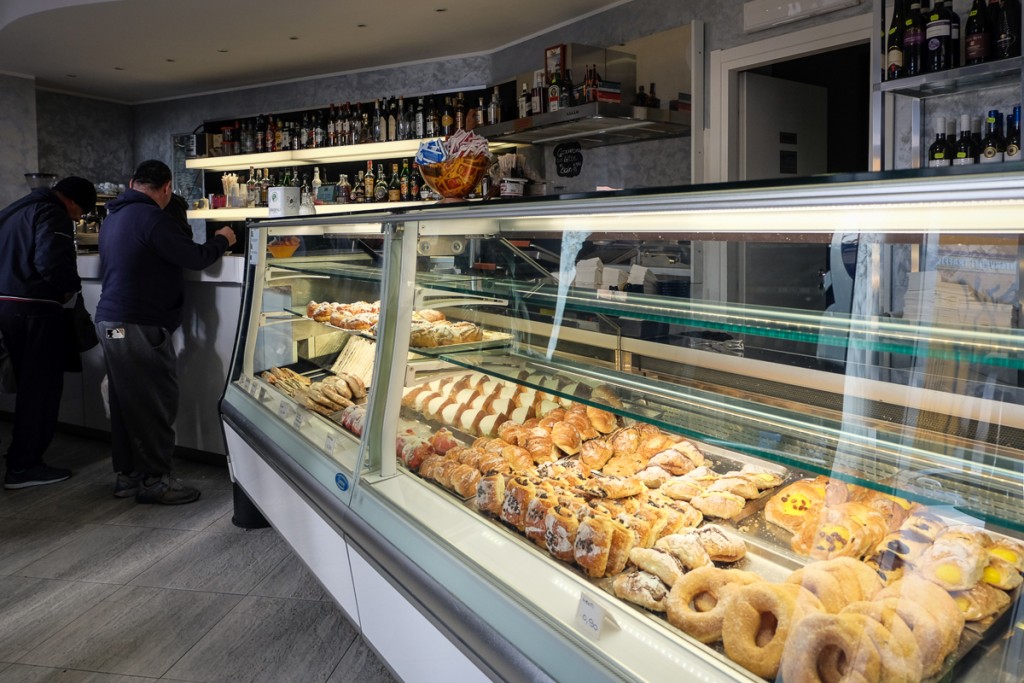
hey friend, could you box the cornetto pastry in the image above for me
[585,405,617,434]
[720,582,824,679]
[951,582,1012,622]
[666,566,763,644]
[690,490,747,520]
[660,477,705,502]
[449,464,481,498]
[764,478,826,534]
[692,525,747,563]
[563,410,599,440]
[628,547,688,587]
[590,384,623,409]
[550,421,582,456]
[654,533,712,571]
[636,465,673,489]
[648,444,703,476]
[706,476,759,500]
[613,570,670,612]
[601,453,647,478]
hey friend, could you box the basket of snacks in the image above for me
[416,130,492,200]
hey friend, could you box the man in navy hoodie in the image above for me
[95,160,236,505]
[0,176,96,489]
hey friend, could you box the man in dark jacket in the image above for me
[96,159,236,505]
[0,176,97,489]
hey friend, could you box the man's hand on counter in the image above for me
[215,226,238,249]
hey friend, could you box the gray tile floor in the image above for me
[0,421,398,683]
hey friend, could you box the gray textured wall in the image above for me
[0,74,39,207]
[37,90,135,187]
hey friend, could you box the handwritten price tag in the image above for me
[293,412,305,430]
[575,592,616,641]
[277,401,292,420]
[325,434,336,456]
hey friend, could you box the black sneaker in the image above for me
[136,475,201,505]
[113,471,143,498]
[4,464,73,490]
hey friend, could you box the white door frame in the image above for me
[701,14,872,303]
[706,13,873,184]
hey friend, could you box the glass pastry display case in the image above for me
[221,166,1024,683]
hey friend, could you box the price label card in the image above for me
[293,412,305,430]
[277,401,291,420]
[258,387,268,403]
[575,592,615,641]
[325,434,336,456]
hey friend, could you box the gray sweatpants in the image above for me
[95,321,178,476]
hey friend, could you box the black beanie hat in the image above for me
[54,176,98,214]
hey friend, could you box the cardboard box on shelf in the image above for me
[268,187,300,217]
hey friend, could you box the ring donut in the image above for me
[720,582,823,679]
[874,597,952,678]
[666,566,762,643]
[786,566,848,613]
[840,601,923,682]
[779,612,886,683]
[875,575,963,676]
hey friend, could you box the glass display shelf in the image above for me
[405,347,1024,531]
[267,260,384,284]
[405,272,1024,370]
[876,57,1023,98]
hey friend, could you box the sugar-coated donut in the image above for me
[720,582,823,678]
[666,566,762,643]
[840,601,923,683]
[778,612,885,683]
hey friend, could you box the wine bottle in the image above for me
[903,1,927,75]
[518,83,530,118]
[388,163,401,202]
[1005,105,1021,161]
[887,0,908,79]
[991,0,1021,58]
[926,0,953,72]
[953,114,981,164]
[979,110,1006,162]
[965,0,993,64]
[927,117,954,166]
[415,98,426,139]
[946,0,961,67]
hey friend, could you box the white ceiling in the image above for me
[0,0,629,104]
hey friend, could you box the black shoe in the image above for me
[136,474,201,505]
[4,464,73,489]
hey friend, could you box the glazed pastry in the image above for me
[950,582,1012,622]
[654,533,712,570]
[613,570,669,612]
[764,478,825,534]
[690,490,746,519]
[628,547,688,587]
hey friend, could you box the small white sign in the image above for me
[293,412,305,430]
[277,401,291,419]
[575,592,616,641]
[325,434,336,456]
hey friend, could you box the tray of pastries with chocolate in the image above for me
[304,300,510,351]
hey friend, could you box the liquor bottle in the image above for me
[903,0,926,76]
[326,105,336,146]
[341,103,352,145]
[980,109,1005,162]
[992,0,1021,58]
[255,115,265,153]
[372,99,383,143]
[475,96,486,127]
[312,167,322,197]
[518,83,530,117]
[246,166,258,207]
[336,174,351,204]
[441,97,455,135]
[364,161,375,200]
[648,82,661,108]
[281,167,292,188]
[531,81,544,115]
[561,71,574,108]
[241,120,254,154]
[926,0,953,72]
[548,72,562,112]
[455,93,466,131]
[414,98,425,138]
[1005,105,1021,161]
[927,117,954,166]
[400,158,411,200]
[487,86,502,125]
[965,0,992,63]
[400,97,412,140]
[945,0,961,66]
[426,98,439,137]
[275,117,285,151]
[636,84,647,106]
[314,109,325,148]
[353,171,366,202]
[387,97,399,142]
[260,168,271,206]
[373,163,389,202]
[886,0,908,79]
[280,119,292,151]
[953,114,981,164]
[388,163,401,202]
[410,164,420,201]
[265,117,277,152]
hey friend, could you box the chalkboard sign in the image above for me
[554,142,583,177]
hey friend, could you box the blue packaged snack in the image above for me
[416,139,448,165]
